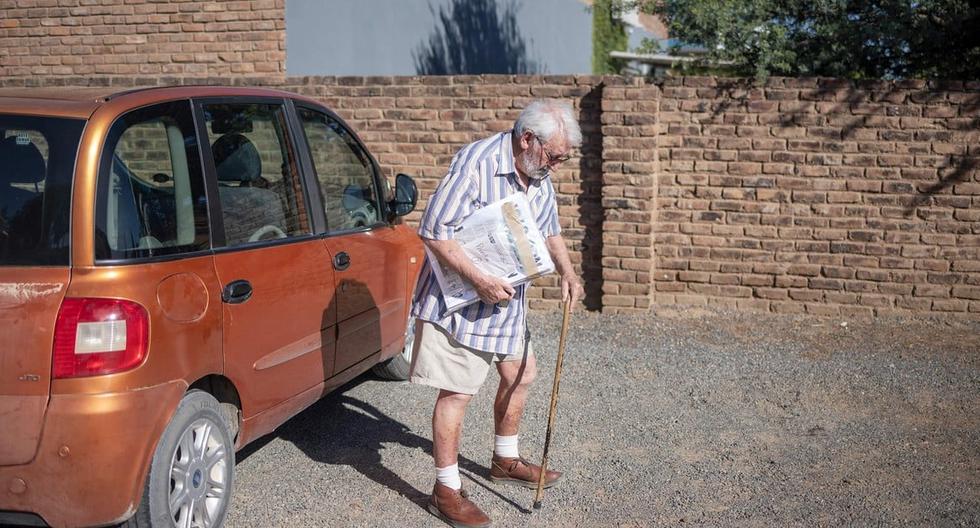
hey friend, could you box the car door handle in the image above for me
[222,280,253,304]
[333,251,351,271]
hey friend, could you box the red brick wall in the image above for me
[0,0,284,77]
[598,80,660,313]
[1,73,977,316]
[655,77,980,317]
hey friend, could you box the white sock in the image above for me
[494,434,520,458]
[436,463,461,490]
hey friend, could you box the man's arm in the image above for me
[424,238,515,305]
[546,235,584,310]
[417,166,515,305]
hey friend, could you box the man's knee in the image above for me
[500,357,537,388]
[520,360,537,385]
[437,389,474,406]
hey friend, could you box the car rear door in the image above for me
[293,104,409,376]
[0,114,82,466]
[196,98,338,417]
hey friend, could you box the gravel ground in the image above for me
[226,307,980,527]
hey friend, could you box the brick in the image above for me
[896,297,934,310]
[809,278,845,290]
[754,287,788,300]
[858,294,893,307]
[841,305,875,318]
[775,275,807,288]
[928,272,965,286]
[823,266,856,279]
[844,280,878,293]
[951,286,980,300]
[793,191,827,204]
[932,299,968,311]
[771,301,806,314]
[673,294,709,306]
[913,284,950,297]
[953,261,980,272]
[603,295,636,307]
[787,264,822,277]
[825,292,858,304]
[736,298,771,311]
[718,285,753,298]
[805,303,841,316]
[878,257,912,271]
[901,246,938,258]
[915,259,950,272]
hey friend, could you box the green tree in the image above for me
[638,0,980,80]
[593,0,630,74]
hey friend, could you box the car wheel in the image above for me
[372,315,415,380]
[124,390,235,527]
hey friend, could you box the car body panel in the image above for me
[0,380,185,528]
[0,90,103,119]
[54,260,224,395]
[0,268,68,466]
[324,227,408,375]
[214,241,338,418]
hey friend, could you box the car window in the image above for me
[0,115,82,266]
[201,102,309,246]
[95,101,209,261]
[297,107,381,232]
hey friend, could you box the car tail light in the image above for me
[53,298,149,379]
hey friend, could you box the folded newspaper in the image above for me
[426,193,555,313]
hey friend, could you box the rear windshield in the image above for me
[1,115,84,266]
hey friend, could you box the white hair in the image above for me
[514,99,582,147]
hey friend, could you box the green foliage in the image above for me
[638,0,980,80]
[592,0,630,74]
[634,37,663,55]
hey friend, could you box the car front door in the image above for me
[197,99,337,418]
[294,105,409,377]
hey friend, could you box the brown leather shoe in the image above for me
[489,455,563,489]
[427,482,491,528]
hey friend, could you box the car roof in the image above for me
[0,86,323,119]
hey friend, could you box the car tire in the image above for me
[372,315,415,381]
[123,390,235,527]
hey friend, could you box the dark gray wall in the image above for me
[286,0,593,75]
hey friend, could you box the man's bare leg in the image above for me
[490,352,562,488]
[429,389,491,528]
[493,353,537,435]
[433,389,472,469]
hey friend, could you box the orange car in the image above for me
[0,86,424,527]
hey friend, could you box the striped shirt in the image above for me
[412,131,561,355]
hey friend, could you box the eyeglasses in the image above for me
[533,135,572,165]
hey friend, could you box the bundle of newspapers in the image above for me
[426,193,555,313]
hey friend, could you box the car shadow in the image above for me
[238,375,531,514]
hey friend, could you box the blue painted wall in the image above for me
[286,0,593,75]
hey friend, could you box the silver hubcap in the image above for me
[401,316,416,363]
[169,418,228,528]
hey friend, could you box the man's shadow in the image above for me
[238,376,531,514]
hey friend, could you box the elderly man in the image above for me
[410,99,585,527]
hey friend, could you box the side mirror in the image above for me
[388,173,418,219]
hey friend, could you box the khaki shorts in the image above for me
[409,320,533,395]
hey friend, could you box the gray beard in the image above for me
[528,169,550,180]
[519,154,550,181]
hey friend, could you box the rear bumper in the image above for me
[0,381,184,527]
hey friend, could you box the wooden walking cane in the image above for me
[532,300,572,510]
